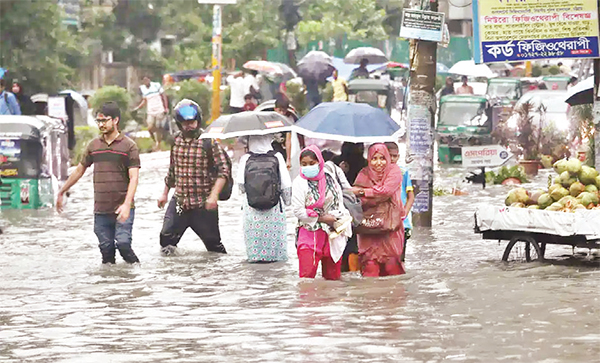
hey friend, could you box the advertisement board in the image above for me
[473,0,600,63]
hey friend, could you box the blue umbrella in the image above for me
[293,102,401,142]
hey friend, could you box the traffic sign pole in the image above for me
[210,4,222,123]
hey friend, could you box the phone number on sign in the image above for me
[517,51,566,58]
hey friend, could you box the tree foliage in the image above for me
[0,0,82,93]
[296,0,388,46]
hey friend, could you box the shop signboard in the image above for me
[473,0,600,63]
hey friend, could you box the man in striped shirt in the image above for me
[57,102,141,264]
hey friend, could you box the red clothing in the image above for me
[297,228,341,280]
[354,144,405,276]
[243,103,256,111]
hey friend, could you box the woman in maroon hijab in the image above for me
[352,143,405,277]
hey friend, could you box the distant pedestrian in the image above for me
[56,102,141,264]
[385,142,414,262]
[0,78,21,115]
[303,77,322,110]
[157,100,231,256]
[11,82,34,115]
[350,58,370,80]
[227,71,246,113]
[236,134,292,262]
[331,69,348,102]
[456,76,474,95]
[243,94,257,111]
[292,145,352,280]
[133,75,169,151]
[440,77,455,97]
[272,95,295,168]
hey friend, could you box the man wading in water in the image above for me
[157,99,231,255]
[57,102,141,264]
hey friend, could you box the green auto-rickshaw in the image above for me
[0,115,69,209]
[437,95,493,164]
[541,75,571,90]
[487,78,522,106]
[347,79,393,114]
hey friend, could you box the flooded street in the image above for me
[1,152,599,363]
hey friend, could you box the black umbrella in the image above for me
[564,76,593,106]
[297,51,335,80]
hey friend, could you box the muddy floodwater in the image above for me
[1,152,599,362]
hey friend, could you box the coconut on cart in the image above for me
[474,158,600,262]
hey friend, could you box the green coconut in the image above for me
[505,189,519,206]
[528,205,540,210]
[548,183,562,195]
[585,184,598,194]
[591,192,599,205]
[578,165,599,185]
[510,202,526,208]
[566,158,582,175]
[537,193,553,209]
[546,202,564,211]
[578,192,595,208]
[553,159,568,175]
[558,195,579,207]
[550,186,569,201]
[569,181,586,197]
[529,189,545,205]
[596,175,600,189]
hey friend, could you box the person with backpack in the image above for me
[236,134,292,262]
[157,99,232,256]
[0,78,21,115]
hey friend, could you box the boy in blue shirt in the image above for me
[385,142,414,262]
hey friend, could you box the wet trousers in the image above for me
[159,197,227,253]
[94,209,139,264]
[297,228,341,280]
[361,258,405,277]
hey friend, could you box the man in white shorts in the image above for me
[133,75,168,150]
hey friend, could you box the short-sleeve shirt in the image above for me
[332,77,348,102]
[81,134,141,214]
[140,82,164,115]
[400,166,414,229]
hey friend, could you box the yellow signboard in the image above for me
[473,0,600,63]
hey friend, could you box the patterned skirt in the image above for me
[243,198,288,262]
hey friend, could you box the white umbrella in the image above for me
[344,47,388,64]
[564,76,593,105]
[449,60,497,78]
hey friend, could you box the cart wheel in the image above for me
[502,235,543,262]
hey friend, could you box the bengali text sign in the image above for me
[473,0,600,63]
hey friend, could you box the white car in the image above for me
[506,90,570,131]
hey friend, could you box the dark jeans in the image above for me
[159,197,227,253]
[94,209,139,264]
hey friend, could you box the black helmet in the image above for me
[173,99,203,138]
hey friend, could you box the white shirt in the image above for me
[140,82,164,115]
[244,74,259,95]
[227,75,246,108]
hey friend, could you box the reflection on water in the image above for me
[1,153,599,362]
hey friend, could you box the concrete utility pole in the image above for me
[406,0,438,227]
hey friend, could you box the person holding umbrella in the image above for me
[350,58,370,80]
[236,134,292,263]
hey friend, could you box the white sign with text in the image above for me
[461,145,512,167]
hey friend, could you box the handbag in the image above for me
[327,162,363,227]
[356,199,402,235]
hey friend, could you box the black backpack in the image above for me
[203,138,233,201]
[244,151,281,210]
